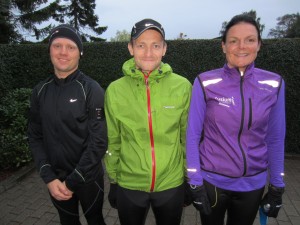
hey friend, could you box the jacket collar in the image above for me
[54,69,81,85]
[224,62,255,78]
[122,58,172,82]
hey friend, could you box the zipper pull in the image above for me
[143,72,150,86]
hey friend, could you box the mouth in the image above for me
[235,53,248,57]
[142,59,155,62]
[58,58,69,62]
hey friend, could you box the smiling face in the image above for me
[128,29,167,73]
[222,22,261,73]
[50,38,80,78]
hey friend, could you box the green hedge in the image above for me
[0,88,32,169]
[0,39,299,169]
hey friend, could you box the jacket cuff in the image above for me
[65,169,85,192]
[39,165,57,184]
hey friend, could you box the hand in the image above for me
[108,183,118,209]
[189,184,212,215]
[260,184,284,218]
[183,181,193,207]
[63,181,74,195]
[47,179,73,201]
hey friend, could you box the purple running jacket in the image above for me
[186,63,285,191]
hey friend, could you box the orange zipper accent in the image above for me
[144,73,156,191]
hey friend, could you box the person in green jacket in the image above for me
[104,18,192,225]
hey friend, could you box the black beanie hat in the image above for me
[48,24,83,56]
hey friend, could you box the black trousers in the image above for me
[117,184,184,225]
[50,173,106,225]
[200,180,265,225]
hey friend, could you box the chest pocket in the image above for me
[155,95,183,130]
[65,98,87,122]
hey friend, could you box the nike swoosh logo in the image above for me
[70,99,77,103]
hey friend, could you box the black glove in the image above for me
[260,184,284,218]
[108,183,118,209]
[183,181,193,207]
[189,184,212,215]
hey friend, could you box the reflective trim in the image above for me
[258,80,279,88]
[203,78,222,87]
[39,164,51,174]
[75,169,85,182]
[76,80,87,100]
[37,80,54,96]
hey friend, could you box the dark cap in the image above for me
[48,24,83,56]
[131,19,165,40]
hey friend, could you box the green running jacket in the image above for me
[104,58,192,192]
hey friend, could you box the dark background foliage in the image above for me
[0,39,299,169]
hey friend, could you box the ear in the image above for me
[222,42,226,53]
[128,42,134,56]
[162,42,167,56]
[257,41,261,52]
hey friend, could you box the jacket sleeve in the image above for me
[103,85,120,183]
[265,79,286,187]
[181,82,192,161]
[28,86,57,184]
[186,77,206,186]
[65,81,108,191]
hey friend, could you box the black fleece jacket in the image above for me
[28,70,107,191]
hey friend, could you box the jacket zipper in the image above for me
[55,85,60,136]
[144,74,156,191]
[238,71,247,176]
[248,98,252,129]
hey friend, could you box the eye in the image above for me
[246,38,256,43]
[136,44,144,48]
[229,39,237,44]
[67,45,77,51]
[153,44,161,49]
[53,43,61,49]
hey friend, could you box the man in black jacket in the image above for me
[28,24,107,225]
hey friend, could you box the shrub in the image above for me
[0,88,32,169]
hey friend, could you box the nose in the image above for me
[144,46,153,56]
[238,40,245,49]
[60,45,68,54]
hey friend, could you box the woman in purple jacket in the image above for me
[186,14,285,225]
